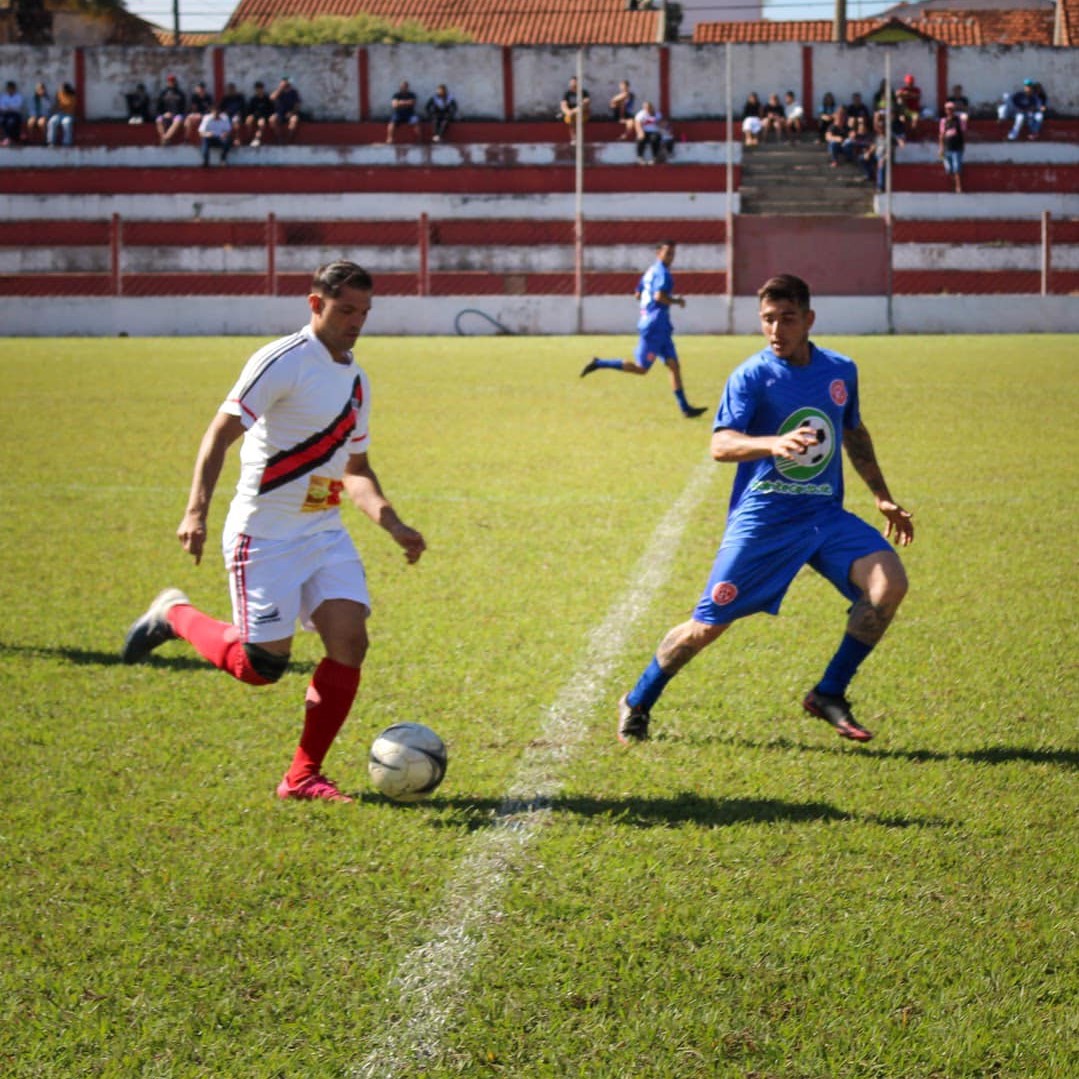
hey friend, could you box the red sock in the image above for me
[286,658,361,786]
[167,604,270,686]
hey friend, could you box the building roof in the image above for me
[225,0,663,45]
[152,26,221,46]
[692,8,1057,45]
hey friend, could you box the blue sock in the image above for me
[627,657,673,711]
[817,634,875,697]
[595,358,624,370]
[674,388,689,412]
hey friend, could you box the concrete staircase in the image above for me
[739,138,876,216]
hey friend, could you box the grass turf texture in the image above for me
[0,334,1075,1078]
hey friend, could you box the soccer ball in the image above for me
[368,722,448,802]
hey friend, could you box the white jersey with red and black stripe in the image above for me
[221,325,371,540]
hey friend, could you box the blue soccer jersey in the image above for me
[714,343,862,534]
[637,259,674,334]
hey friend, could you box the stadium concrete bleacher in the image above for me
[1,44,1076,336]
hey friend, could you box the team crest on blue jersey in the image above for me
[775,407,835,481]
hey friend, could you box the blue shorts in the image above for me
[634,328,677,369]
[692,509,893,625]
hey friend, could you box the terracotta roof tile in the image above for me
[227,0,662,45]
[693,9,1058,47]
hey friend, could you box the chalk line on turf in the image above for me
[352,457,717,1078]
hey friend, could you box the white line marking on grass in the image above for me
[352,457,717,1079]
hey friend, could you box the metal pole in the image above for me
[574,47,584,334]
[110,212,122,297]
[884,50,894,334]
[418,212,429,297]
[725,42,734,335]
[267,212,276,296]
[173,0,180,47]
[1041,210,1051,296]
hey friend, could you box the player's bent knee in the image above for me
[243,642,290,683]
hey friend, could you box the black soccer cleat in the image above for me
[802,688,873,742]
[580,358,601,378]
[121,587,189,664]
[683,405,708,418]
[617,694,651,744]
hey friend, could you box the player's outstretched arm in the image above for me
[844,423,914,546]
[343,452,426,564]
[712,424,818,463]
[177,411,245,565]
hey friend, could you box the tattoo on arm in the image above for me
[844,424,890,500]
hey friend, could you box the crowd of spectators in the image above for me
[0,69,1054,178]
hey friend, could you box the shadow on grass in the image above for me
[372,791,952,832]
[693,732,1079,771]
[0,640,317,674]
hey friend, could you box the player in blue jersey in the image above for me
[579,241,708,418]
[617,273,914,744]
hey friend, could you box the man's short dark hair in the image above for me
[311,261,373,298]
[658,239,676,249]
[758,274,811,311]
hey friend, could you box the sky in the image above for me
[124,0,897,36]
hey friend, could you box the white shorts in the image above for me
[223,528,369,644]
[742,117,763,136]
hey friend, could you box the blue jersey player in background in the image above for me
[580,241,708,418]
[618,273,914,744]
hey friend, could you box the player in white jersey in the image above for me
[121,262,426,802]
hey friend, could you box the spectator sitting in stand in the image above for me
[817,91,837,143]
[895,74,922,137]
[386,80,420,143]
[846,92,871,127]
[125,82,153,124]
[46,82,76,147]
[185,81,213,142]
[610,79,637,140]
[872,79,890,114]
[843,114,872,168]
[783,91,805,142]
[0,81,25,147]
[946,84,970,122]
[634,100,664,165]
[219,81,246,140]
[938,100,966,194]
[559,76,590,144]
[824,106,849,167]
[155,75,186,146]
[762,92,786,142]
[26,82,51,143]
[425,84,457,143]
[198,104,233,167]
[1008,79,1047,141]
[658,114,677,160]
[245,81,273,148]
[269,76,301,144]
[741,92,763,147]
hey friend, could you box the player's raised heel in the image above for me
[617,693,651,744]
[802,689,873,742]
[121,587,190,664]
[276,773,353,803]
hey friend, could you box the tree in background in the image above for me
[219,15,473,46]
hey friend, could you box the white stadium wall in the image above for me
[0,42,1075,122]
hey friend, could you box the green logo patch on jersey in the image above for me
[774,407,836,482]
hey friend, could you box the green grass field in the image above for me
[1,333,1076,1078]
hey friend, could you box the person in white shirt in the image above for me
[783,91,805,142]
[634,101,664,164]
[121,262,426,803]
[198,104,234,167]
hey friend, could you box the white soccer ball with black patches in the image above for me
[368,722,448,802]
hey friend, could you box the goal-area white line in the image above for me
[352,456,717,1078]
